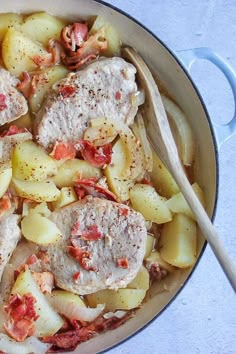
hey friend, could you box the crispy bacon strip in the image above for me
[75,140,112,168]
[43,311,134,352]
[74,178,119,202]
[0,125,27,137]
[4,293,38,342]
[66,242,96,271]
[50,141,76,160]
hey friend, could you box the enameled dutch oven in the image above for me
[2,0,236,353]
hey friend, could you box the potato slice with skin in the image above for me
[127,266,150,291]
[166,182,205,220]
[21,12,65,46]
[151,149,180,198]
[130,184,172,224]
[52,187,77,210]
[104,138,134,201]
[12,140,57,182]
[12,178,60,202]
[53,159,102,188]
[0,167,12,198]
[86,288,146,311]
[90,16,121,56]
[0,13,23,41]
[2,28,51,76]
[29,66,69,114]
[21,209,61,245]
[160,213,197,268]
[11,267,63,337]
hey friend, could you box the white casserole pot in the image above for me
[1,0,236,353]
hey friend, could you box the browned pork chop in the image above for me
[0,68,28,126]
[40,196,147,295]
[0,214,21,281]
[35,57,139,150]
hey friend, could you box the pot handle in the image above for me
[177,47,236,149]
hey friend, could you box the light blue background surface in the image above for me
[104,1,236,354]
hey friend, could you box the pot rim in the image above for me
[90,0,219,352]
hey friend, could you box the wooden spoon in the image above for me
[123,46,236,291]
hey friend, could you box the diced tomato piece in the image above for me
[117,258,129,269]
[58,85,76,99]
[0,125,27,137]
[75,140,112,168]
[50,141,76,160]
[0,94,7,111]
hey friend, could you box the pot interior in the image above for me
[0,1,218,353]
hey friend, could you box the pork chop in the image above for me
[0,214,21,281]
[40,196,147,295]
[35,57,139,150]
[0,68,28,126]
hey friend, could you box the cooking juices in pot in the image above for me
[0,11,205,353]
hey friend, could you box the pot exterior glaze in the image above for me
[0,1,218,353]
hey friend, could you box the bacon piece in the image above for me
[61,23,88,51]
[74,178,119,202]
[117,257,129,269]
[0,125,27,137]
[71,221,80,237]
[32,271,54,293]
[61,27,108,70]
[75,140,112,168]
[0,193,12,218]
[31,54,54,68]
[115,91,121,100]
[50,141,76,160]
[48,39,63,65]
[73,272,80,281]
[80,225,103,241]
[4,293,38,342]
[17,72,31,98]
[67,242,96,272]
[43,311,133,352]
[58,85,76,99]
[0,94,7,111]
[37,250,50,264]
[119,207,129,216]
[145,262,167,281]
[140,177,154,186]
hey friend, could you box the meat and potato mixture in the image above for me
[0,11,204,353]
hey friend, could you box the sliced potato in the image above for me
[127,266,150,291]
[33,202,51,217]
[0,13,23,41]
[104,138,134,201]
[144,233,155,259]
[52,187,77,210]
[86,288,146,311]
[29,65,69,114]
[11,267,63,337]
[160,213,197,268]
[2,28,51,76]
[90,15,121,56]
[166,182,205,220]
[12,140,57,181]
[151,150,180,198]
[48,290,85,307]
[130,184,172,224]
[21,209,61,245]
[145,251,175,273]
[0,167,12,198]
[12,178,60,202]
[53,159,102,188]
[21,12,65,46]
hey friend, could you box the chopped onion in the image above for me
[0,333,50,354]
[161,95,194,166]
[103,310,127,319]
[47,293,105,322]
[131,112,153,172]
[0,264,14,302]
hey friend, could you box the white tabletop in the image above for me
[103,1,236,353]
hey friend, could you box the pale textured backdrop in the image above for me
[102,1,236,354]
